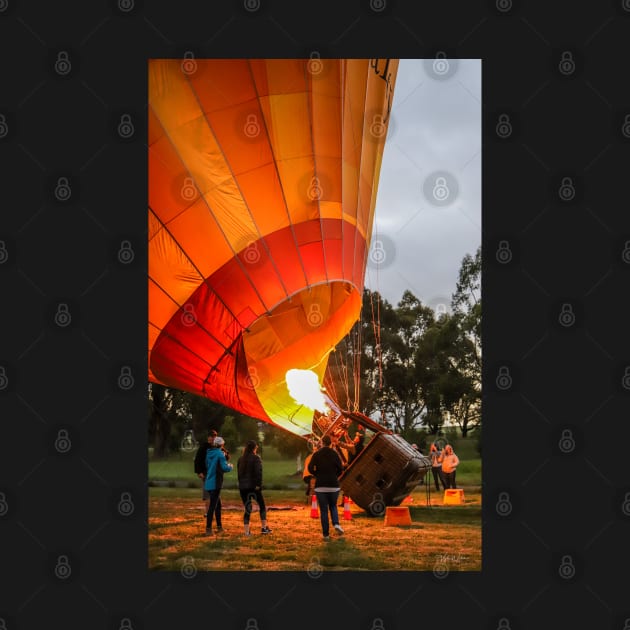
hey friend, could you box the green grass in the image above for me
[149,452,306,489]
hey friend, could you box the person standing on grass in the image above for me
[194,430,217,518]
[204,436,233,536]
[430,442,445,492]
[307,434,344,541]
[438,444,460,489]
[237,440,272,536]
[302,448,316,505]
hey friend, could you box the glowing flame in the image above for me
[285,369,328,412]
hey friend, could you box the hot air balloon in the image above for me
[149,58,396,431]
[148,58,431,510]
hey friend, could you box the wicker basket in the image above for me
[339,433,431,514]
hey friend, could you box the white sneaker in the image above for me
[333,524,344,535]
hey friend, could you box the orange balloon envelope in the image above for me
[148,58,397,437]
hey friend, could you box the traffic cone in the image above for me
[310,493,319,518]
[343,495,352,520]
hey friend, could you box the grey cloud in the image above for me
[366,59,481,307]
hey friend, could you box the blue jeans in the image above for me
[315,490,340,536]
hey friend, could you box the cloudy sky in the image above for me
[365,58,481,313]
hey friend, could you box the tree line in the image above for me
[328,246,481,443]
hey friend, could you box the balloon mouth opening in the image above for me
[240,281,361,435]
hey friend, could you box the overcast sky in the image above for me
[365,58,481,314]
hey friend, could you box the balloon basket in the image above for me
[340,433,431,514]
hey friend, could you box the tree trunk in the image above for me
[460,403,471,438]
[191,407,206,443]
[151,384,170,458]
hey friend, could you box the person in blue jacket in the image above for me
[204,436,233,535]
[194,429,217,519]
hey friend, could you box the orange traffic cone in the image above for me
[310,494,319,518]
[343,495,352,520]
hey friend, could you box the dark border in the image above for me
[2,1,629,629]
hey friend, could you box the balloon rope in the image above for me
[337,326,354,411]
[372,223,384,391]
[324,369,338,408]
[354,321,361,412]
[369,290,383,391]
[377,293,382,389]
[334,336,350,409]
[343,335,352,409]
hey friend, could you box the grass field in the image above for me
[148,436,481,572]
[149,449,303,489]
[149,486,481,572]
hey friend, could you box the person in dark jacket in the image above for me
[204,437,233,535]
[194,430,217,517]
[308,434,344,540]
[302,449,317,504]
[237,440,271,536]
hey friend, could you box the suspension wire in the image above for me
[344,335,353,409]
[353,318,361,412]
[377,289,383,389]
[324,335,350,412]
[323,366,338,407]
[425,464,432,507]
[342,328,352,411]
[324,276,386,416]
[369,289,383,391]
[338,336,351,409]
[346,328,352,411]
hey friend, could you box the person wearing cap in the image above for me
[237,440,272,536]
[307,434,344,540]
[204,436,233,535]
[194,430,217,518]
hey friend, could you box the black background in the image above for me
[2,0,630,629]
